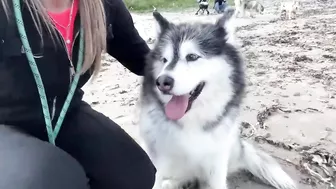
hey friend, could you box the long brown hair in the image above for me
[1,0,106,74]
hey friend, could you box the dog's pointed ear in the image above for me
[215,7,235,29]
[215,8,237,45]
[153,11,170,35]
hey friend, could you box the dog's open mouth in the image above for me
[164,82,205,120]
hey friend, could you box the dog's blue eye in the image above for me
[186,54,200,62]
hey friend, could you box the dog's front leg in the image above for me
[204,155,230,189]
[292,11,297,19]
[153,175,179,189]
[152,159,187,189]
[288,11,292,19]
[234,7,241,18]
[153,170,180,189]
[195,8,201,15]
[240,7,246,17]
[152,177,163,189]
[246,11,252,18]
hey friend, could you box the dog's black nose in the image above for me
[156,75,174,93]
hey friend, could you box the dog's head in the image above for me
[197,0,208,3]
[292,1,301,11]
[144,9,245,121]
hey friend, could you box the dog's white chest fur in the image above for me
[141,107,232,157]
[139,104,241,188]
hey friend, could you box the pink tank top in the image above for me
[47,0,79,57]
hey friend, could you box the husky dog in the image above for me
[139,9,297,189]
[234,0,264,18]
[280,1,300,19]
[195,0,210,15]
[244,0,265,17]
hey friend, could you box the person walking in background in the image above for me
[214,0,227,13]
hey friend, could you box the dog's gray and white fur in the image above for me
[139,9,296,189]
[235,0,264,17]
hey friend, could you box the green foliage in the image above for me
[123,0,233,12]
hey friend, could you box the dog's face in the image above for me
[145,9,244,121]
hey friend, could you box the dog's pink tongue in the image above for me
[165,95,189,120]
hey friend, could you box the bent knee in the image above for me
[134,158,156,189]
[0,126,88,189]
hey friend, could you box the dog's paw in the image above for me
[162,180,178,189]
[181,180,200,189]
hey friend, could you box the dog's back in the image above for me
[198,0,209,9]
[245,0,264,13]
[235,0,264,17]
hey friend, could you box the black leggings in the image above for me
[0,102,156,189]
